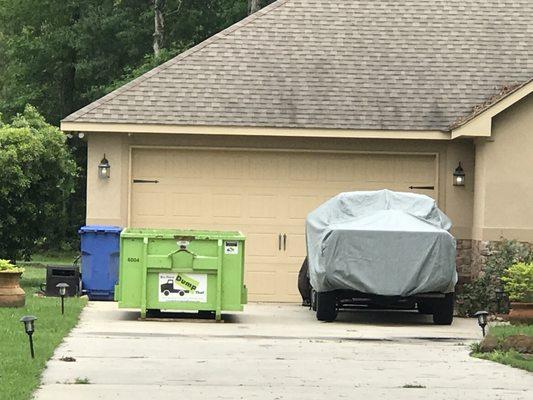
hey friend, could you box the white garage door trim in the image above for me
[126,145,440,227]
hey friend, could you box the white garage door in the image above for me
[130,147,437,302]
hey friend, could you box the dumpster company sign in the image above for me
[159,273,207,303]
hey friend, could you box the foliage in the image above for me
[487,323,533,339]
[0,0,255,125]
[0,266,87,400]
[456,240,533,317]
[0,106,77,261]
[472,349,533,373]
[0,1,262,251]
[0,259,24,273]
[501,262,533,302]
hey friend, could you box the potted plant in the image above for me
[0,259,25,307]
[501,262,533,324]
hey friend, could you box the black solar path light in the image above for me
[20,316,37,358]
[474,311,489,336]
[56,283,69,315]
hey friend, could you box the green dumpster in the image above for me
[115,228,246,320]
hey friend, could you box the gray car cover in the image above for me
[306,190,457,296]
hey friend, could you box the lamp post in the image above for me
[474,311,489,336]
[98,154,111,179]
[20,316,37,358]
[56,283,69,315]
[453,162,465,186]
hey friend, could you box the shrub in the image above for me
[0,105,77,261]
[501,262,533,302]
[456,240,533,316]
[0,259,24,273]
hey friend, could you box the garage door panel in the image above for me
[245,232,279,257]
[132,149,166,177]
[322,154,366,182]
[169,192,204,217]
[211,193,243,218]
[249,154,288,182]
[247,194,280,219]
[289,154,320,181]
[287,194,322,221]
[286,233,307,259]
[132,192,166,217]
[245,271,277,296]
[395,155,435,184]
[131,148,437,303]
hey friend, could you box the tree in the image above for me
[248,0,260,14]
[153,0,166,57]
[0,106,77,261]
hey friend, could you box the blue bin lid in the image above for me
[79,225,122,234]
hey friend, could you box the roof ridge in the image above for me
[64,0,291,123]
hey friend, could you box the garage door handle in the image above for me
[133,179,159,184]
[283,234,287,251]
[278,234,282,251]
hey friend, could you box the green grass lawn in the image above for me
[20,250,80,266]
[0,266,87,400]
[472,324,533,372]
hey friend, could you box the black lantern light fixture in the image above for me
[474,310,489,336]
[453,162,465,186]
[56,283,69,315]
[98,154,111,179]
[20,315,37,358]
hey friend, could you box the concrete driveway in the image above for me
[35,303,532,400]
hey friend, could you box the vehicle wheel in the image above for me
[417,301,433,314]
[310,288,317,311]
[316,291,338,322]
[163,290,170,296]
[432,293,454,325]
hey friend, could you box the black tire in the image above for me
[163,290,170,296]
[417,300,433,314]
[432,293,454,325]
[298,257,311,306]
[316,291,338,322]
[310,289,317,311]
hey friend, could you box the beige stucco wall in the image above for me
[85,133,475,239]
[472,93,533,242]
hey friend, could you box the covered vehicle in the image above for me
[306,189,457,324]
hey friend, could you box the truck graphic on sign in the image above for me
[158,273,207,303]
[160,279,189,297]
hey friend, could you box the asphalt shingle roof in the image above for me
[64,0,533,131]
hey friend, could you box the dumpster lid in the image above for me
[120,228,245,240]
[79,225,122,234]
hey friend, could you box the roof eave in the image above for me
[451,79,533,139]
[60,121,451,141]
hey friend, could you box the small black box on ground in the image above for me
[44,265,80,297]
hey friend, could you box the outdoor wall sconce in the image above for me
[20,315,37,358]
[453,162,465,186]
[98,154,110,179]
[474,310,489,336]
[56,282,69,315]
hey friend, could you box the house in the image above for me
[62,0,533,302]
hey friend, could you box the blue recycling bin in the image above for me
[79,225,122,300]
